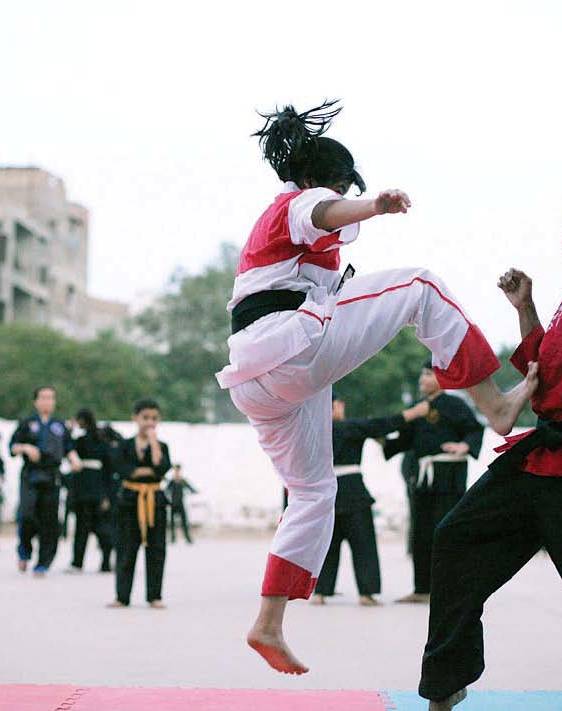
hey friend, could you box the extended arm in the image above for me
[312,189,411,232]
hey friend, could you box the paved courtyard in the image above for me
[1,529,561,695]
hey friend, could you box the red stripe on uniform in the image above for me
[335,277,470,322]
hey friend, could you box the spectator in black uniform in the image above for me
[10,386,81,575]
[66,409,114,573]
[166,464,197,543]
[383,362,484,604]
[99,423,124,550]
[312,394,430,606]
[108,398,171,609]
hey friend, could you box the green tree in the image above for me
[135,243,242,422]
[0,324,157,420]
[334,329,431,417]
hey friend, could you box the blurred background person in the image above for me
[383,362,484,604]
[312,394,429,606]
[10,386,81,576]
[166,463,198,544]
[108,398,171,609]
[66,408,114,574]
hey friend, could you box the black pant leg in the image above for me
[93,506,114,570]
[411,490,435,594]
[178,505,191,542]
[72,501,91,568]
[169,508,176,542]
[37,486,60,569]
[345,507,381,595]
[534,474,562,577]
[116,505,141,604]
[18,483,38,561]
[145,505,167,602]
[314,516,344,596]
[419,466,541,701]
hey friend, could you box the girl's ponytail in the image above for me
[253,100,342,184]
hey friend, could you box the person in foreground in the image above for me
[215,101,538,676]
[419,268,560,710]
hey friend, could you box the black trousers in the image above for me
[419,466,562,701]
[72,500,113,569]
[169,504,191,542]
[116,502,167,604]
[315,507,381,596]
[411,489,464,594]
[18,483,60,569]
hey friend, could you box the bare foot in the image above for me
[395,592,430,604]
[106,600,127,608]
[149,600,167,609]
[359,595,382,606]
[310,594,326,605]
[490,362,539,435]
[429,687,467,710]
[247,626,309,675]
[18,560,27,573]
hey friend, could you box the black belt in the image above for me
[231,290,307,334]
[491,419,562,471]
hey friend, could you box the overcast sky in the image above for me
[1,0,560,348]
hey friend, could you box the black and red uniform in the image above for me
[419,305,562,702]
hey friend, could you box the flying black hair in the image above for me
[253,100,366,194]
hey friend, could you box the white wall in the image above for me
[0,419,518,531]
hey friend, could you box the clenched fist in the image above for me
[374,189,411,215]
[497,269,533,311]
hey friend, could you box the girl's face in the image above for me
[134,408,160,435]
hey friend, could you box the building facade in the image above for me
[0,166,128,339]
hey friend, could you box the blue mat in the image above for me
[387,691,562,710]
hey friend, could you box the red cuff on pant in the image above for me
[261,553,317,600]
[434,324,500,390]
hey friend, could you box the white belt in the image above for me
[417,454,468,489]
[334,465,362,477]
[80,459,103,470]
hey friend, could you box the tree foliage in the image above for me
[0,324,157,421]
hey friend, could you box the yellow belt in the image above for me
[122,481,161,545]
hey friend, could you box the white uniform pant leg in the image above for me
[231,383,335,600]
[312,267,500,391]
[260,268,500,403]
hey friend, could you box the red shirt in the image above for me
[495,303,562,476]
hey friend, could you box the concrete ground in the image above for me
[1,529,561,692]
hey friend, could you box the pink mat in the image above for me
[0,686,388,711]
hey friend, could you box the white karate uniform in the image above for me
[216,183,499,599]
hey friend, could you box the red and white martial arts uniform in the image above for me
[216,182,499,600]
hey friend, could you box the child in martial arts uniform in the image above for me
[215,101,538,675]
[108,399,171,609]
[67,409,114,573]
[166,464,198,543]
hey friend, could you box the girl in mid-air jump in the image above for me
[216,101,537,681]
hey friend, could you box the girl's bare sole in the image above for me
[247,628,309,675]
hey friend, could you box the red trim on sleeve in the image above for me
[510,325,545,376]
[433,324,500,390]
[261,553,317,600]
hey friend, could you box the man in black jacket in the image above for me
[10,386,81,575]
